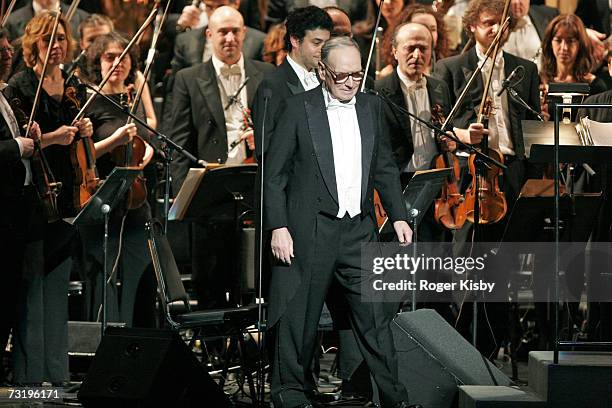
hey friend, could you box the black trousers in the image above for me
[271,213,408,408]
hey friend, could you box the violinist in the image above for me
[433,0,540,358]
[5,11,94,386]
[0,28,43,385]
[168,6,272,308]
[79,32,154,327]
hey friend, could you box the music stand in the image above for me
[67,167,141,335]
[381,167,452,310]
[169,164,257,303]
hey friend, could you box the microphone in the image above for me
[65,49,86,83]
[224,76,250,110]
[497,65,524,97]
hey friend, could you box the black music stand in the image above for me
[169,164,257,303]
[381,167,452,309]
[67,167,140,335]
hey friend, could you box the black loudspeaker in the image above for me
[392,309,512,408]
[78,327,230,407]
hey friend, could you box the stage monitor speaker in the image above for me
[392,309,511,408]
[78,327,230,408]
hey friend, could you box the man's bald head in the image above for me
[325,7,352,37]
[393,22,433,80]
[207,6,246,64]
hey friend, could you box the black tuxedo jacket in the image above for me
[168,58,273,192]
[5,1,89,40]
[576,0,611,36]
[263,86,407,326]
[0,108,26,225]
[171,26,266,74]
[433,48,541,159]
[252,59,305,158]
[528,5,559,40]
[375,71,453,170]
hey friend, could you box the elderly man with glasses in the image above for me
[264,35,420,408]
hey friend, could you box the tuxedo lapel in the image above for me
[196,62,225,134]
[465,49,484,113]
[281,60,305,95]
[356,94,374,203]
[426,77,446,112]
[305,88,338,203]
[245,59,264,106]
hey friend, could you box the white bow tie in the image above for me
[220,64,241,78]
[327,97,356,110]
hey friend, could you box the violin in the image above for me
[431,104,466,229]
[65,85,100,209]
[463,98,507,224]
[112,87,148,209]
[10,97,62,222]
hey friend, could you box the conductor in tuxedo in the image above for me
[0,29,42,383]
[264,36,418,408]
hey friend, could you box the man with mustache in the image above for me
[264,35,419,408]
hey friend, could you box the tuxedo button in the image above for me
[212,138,218,144]
[207,119,213,125]
[317,197,322,203]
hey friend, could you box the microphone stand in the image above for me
[82,83,206,231]
[505,85,545,121]
[255,89,271,407]
[371,89,507,171]
[224,76,250,110]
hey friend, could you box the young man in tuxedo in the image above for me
[433,0,541,357]
[264,35,420,408]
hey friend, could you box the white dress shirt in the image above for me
[397,68,437,172]
[323,87,362,218]
[287,55,320,91]
[0,83,31,185]
[212,54,248,164]
[476,47,515,155]
[503,15,542,69]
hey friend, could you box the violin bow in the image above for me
[24,7,62,140]
[0,0,17,28]
[71,2,159,122]
[360,0,385,93]
[127,0,169,122]
[441,17,510,131]
[476,0,512,121]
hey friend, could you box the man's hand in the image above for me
[241,128,255,150]
[441,133,457,152]
[455,123,488,145]
[586,28,607,69]
[393,220,413,245]
[17,137,34,158]
[177,5,202,30]
[271,227,294,265]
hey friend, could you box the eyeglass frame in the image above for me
[319,61,364,84]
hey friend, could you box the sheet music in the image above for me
[580,118,612,147]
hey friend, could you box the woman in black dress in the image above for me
[80,31,154,327]
[6,11,94,385]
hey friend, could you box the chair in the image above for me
[145,219,260,400]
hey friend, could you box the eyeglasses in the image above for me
[321,62,364,84]
[0,47,14,54]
